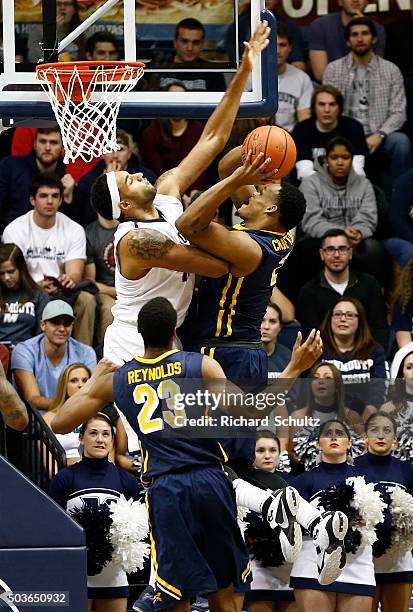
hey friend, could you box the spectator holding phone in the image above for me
[0,243,49,346]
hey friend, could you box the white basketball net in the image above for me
[36,63,144,164]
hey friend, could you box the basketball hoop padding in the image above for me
[36,61,145,164]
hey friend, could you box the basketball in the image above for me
[241,125,297,181]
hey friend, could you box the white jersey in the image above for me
[104,194,195,365]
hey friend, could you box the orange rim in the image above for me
[36,60,145,84]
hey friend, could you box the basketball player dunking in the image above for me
[90,21,270,365]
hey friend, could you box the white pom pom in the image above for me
[109,495,150,573]
[387,486,413,560]
[347,476,385,546]
[237,506,249,537]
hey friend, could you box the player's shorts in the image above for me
[199,343,268,388]
[199,342,268,466]
[146,465,252,610]
[104,319,145,365]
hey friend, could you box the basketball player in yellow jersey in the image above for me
[89,21,271,364]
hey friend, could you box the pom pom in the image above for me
[277,451,292,473]
[244,511,285,567]
[69,504,113,575]
[349,476,385,547]
[237,506,249,537]
[109,495,150,573]
[386,486,413,561]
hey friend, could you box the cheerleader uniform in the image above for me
[49,456,140,599]
[246,471,296,603]
[355,452,413,584]
[290,461,376,597]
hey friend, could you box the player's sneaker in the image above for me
[190,596,209,612]
[132,585,155,612]
[312,511,348,585]
[261,486,302,563]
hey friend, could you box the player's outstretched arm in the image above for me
[176,151,275,276]
[0,361,28,431]
[51,359,118,434]
[118,229,229,279]
[155,21,270,199]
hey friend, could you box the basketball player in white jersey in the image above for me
[90,21,270,365]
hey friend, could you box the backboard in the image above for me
[0,0,277,126]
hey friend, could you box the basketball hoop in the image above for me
[36,61,145,164]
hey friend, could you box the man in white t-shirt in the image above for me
[276,22,313,133]
[2,173,95,345]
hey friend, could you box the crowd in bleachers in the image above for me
[2,1,413,610]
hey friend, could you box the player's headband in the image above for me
[106,171,121,220]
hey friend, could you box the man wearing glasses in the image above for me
[297,228,389,348]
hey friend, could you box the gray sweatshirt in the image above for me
[299,157,377,239]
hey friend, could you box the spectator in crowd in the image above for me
[392,260,413,349]
[2,173,96,346]
[42,362,123,468]
[297,229,389,349]
[291,84,368,180]
[261,302,292,379]
[76,128,156,226]
[382,169,413,268]
[381,344,413,438]
[225,0,307,70]
[308,0,385,82]
[323,17,412,199]
[299,137,386,284]
[0,127,76,230]
[290,362,361,442]
[84,30,119,62]
[84,214,117,353]
[320,297,388,418]
[27,0,84,63]
[141,82,209,201]
[0,359,28,431]
[275,23,313,133]
[152,18,226,91]
[290,419,375,610]
[12,300,96,412]
[0,243,49,345]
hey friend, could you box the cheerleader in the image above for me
[354,412,413,612]
[245,431,297,612]
[49,412,141,612]
[290,419,376,612]
[381,343,413,461]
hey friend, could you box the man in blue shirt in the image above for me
[12,300,96,411]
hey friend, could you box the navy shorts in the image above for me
[147,465,251,611]
[200,346,268,465]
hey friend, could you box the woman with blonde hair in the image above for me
[43,362,131,472]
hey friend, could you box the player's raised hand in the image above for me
[290,329,323,374]
[242,20,270,71]
[236,149,278,184]
[91,357,119,380]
